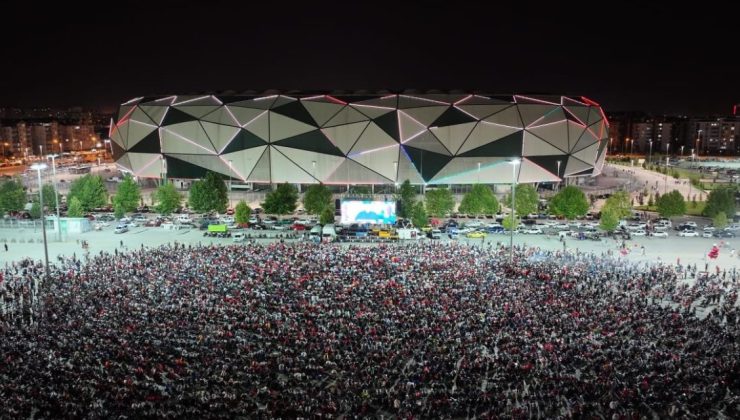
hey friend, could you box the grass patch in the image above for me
[634,201,706,216]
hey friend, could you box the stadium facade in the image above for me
[109,92,608,185]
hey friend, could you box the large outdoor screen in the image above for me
[340,200,397,225]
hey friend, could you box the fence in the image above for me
[0,219,54,229]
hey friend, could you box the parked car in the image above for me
[651,231,669,238]
[713,230,735,238]
[427,229,442,239]
[523,227,543,234]
[466,231,487,239]
[114,225,128,234]
[678,230,698,237]
[632,230,647,236]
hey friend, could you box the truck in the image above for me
[322,224,337,242]
[397,228,422,240]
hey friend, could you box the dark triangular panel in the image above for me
[458,131,523,157]
[221,129,267,154]
[128,131,161,154]
[271,101,317,126]
[273,129,344,156]
[161,107,197,126]
[111,140,126,160]
[373,111,400,141]
[165,155,209,179]
[431,106,477,127]
[526,155,566,178]
[402,146,453,181]
[571,168,593,177]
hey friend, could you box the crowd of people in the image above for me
[1,241,738,418]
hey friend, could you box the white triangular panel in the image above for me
[269,96,297,108]
[273,146,345,182]
[323,106,369,127]
[352,96,397,108]
[221,145,267,181]
[270,147,316,183]
[564,156,592,176]
[527,121,569,152]
[321,121,369,155]
[301,101,344,127]
[228,97,276,110]
[572,128,599,153]
[522,132,569,156]
[567,121,586,151]
[349,144,400,181]
[430,122,476,155]
[116,153,133,172]
[572,142,599,164]
[593,145,607,175]
[518,159,560,183]
[458,122,521,155]
[268,111,316,142]
[110,122,126,148]
[127,120,158,149]
[350,104,395,119]
[516,104,558,126]
[201,107,241,127]
[484,106,523,128]
[140,106,168,125]
[527,107,567,128]
[200,121,240,153]
[396,149,424,184]
[457,104,510,120]
[404,131,452,155]
[167,153,232,178]
[401,106,448,126]
[118,105,135,121]
[398,95,449,108]
[129,107,155,125]
[430,157,510,184]
[172,96,221,106]
[160,124,216,154]
[243,110,269,141]
[325,158,393,184]
[129,153,163,178]
[247,146,271,182]
[349,122,397,154]
[398,110,427,142]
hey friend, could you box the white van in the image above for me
[322,224,337,242]
[177,214,192,224]
[233,232,247,242]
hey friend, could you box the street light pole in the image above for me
[31,163,50,279]
[665,156,669,195]
[48,154,62,242]
[556,160,561,191]
[509,158,520,263]
[648,141,652,165]
[681,145,685,158]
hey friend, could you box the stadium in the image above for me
[109,92,608,185]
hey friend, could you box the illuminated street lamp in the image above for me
[681,145,685,158]
[47,154,62,242]
[648,140,653,165]
[30,163,50,279]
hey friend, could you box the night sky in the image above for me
[1,1,736,115]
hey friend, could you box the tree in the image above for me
[647,195,654,207]
[320,206,335,225]
[505,184,537,216]
[713,211,728,230]
[0,178,27,214]
[67,174,108,211]
[459,184,498,217]
[262,182,298,215]
[29,199,41,219]
[603,190,632,220]
[501,213,519,231]
[153,182,182,215]
[424,188,455,218]
[42,184,59,211]
[347,185,372,195]
[549,186,589,220]
[188,171,228,213]
[599,207,619,232]
[703,186,735,219]
[303,184,333,215]
[67,197,83,217]
[656,190,686,219]
[395,180,416,219]
[235,200,251,225]
[113,174,141,213]
[114,202,125,219]
[411,202,428,228]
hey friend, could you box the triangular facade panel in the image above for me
[139,105,169,125]
[268,111,316,142]
[129,107,156,126]
[483,106,523,128]
[201,121,240,153]
[587,107,603,125]
[404,131,452,155]
[526,107,567,128]
[564,106,590,125]
[228,97,277,110]
[564,156,592,176]
[321,121,369,155]
[526,155,567,178]
[161,107,198,126]
[270,147,318,183]
[128,131,161,154]
[522,131,568,156]
[348,144,399,181]
[127,120,158,149]
[166,153,232,178]
[518,159,560,183]
[161,123,216,154]
[572,128,599,153]
[273,130,344,156]
[273,146,345,182]
[398,95,449,108]
[201,106,241,127]
[430,122,476,156]
[373,111,400,142]
[221,129,267,154]
[323,106,370,127]
[430,157,511,185]
[350,104,395,119]
[222,145,268,181]
[567,121,586,151]
[398,110,427,142]
[349,122,398,154]
[572,142,599,164]
[129,152,164,178]
[403,146,453,181]
[516,104,559,127]
[174,106,220,119]
[301,100,344,127]
[458,122,522,155]
[526,121,569,153]
[431,106,477,127]
[396,148,424,184]
[325,158,393,184]
[116,153,133,172]
[458,131,523,158]
[401,106,448,127]
[247,146,271,182]
[456,104,510,120]
[271,100,318,126]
